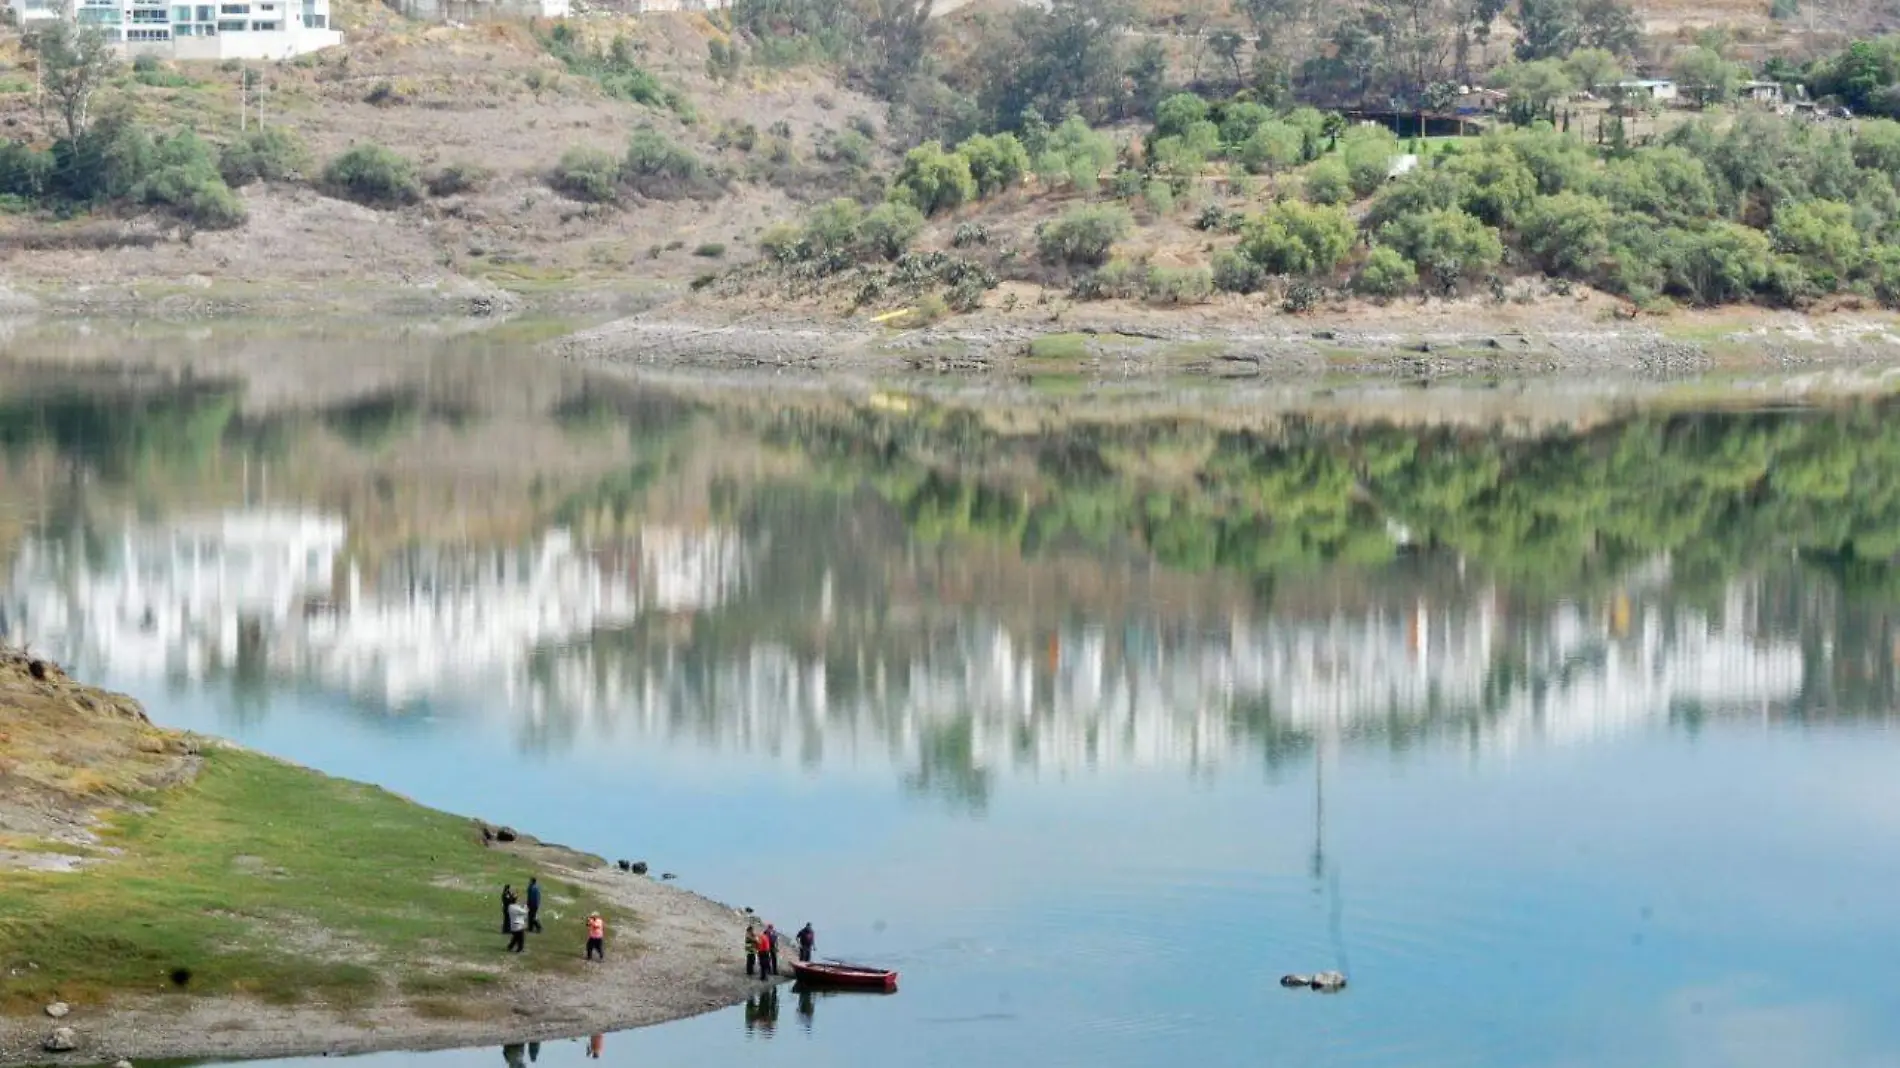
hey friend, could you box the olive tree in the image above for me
[27,14,118,141]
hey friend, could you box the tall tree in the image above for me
[1513,0,1576,60]
[866,0,934,96]
[26,14,116,142]
[1368,0,1460,106]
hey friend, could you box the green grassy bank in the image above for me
[0,745,625,1019]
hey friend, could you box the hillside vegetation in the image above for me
[2,0,1900,321]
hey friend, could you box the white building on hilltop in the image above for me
[9,0,341,62]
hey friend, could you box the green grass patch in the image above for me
[1027,333,1091,361]
[0,748,625,1013]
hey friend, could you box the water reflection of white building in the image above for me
[1,513,1813,771]
[2,510,752,709]
[530,572,1810,773]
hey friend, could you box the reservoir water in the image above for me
[3,325,1898,1068]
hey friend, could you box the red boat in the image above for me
[790,959,899,992]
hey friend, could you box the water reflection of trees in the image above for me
[10,370,1900,795]
[771,401,1900,597]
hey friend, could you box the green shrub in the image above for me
[1154,92,1210,139]
[0,141,55,198]
[427,161,493,197]
[1302,158,1353,205]
[218,127,308,187]
[1661,222,1774,305]
[856,201,925,260]
[693,242,726,258]
[831,129,874,168]
[1595,147,1719,224]
[1110,166,1146,199]
[891,140,976,215]
[623,127,714,199]
[1366,168,1474,230]
[1218,101,1275,147]
[1034,117,1116,193]
[1143,179,1175,215]
[958,132,1030,198]
[1441,147,1538,227]
[1144,265,1213,304]
[1237,201,1354,276]
[1377,207,1503,289]
[1211,249,1265,293]
[1853,119,1900,177]
[1518,192,1613,276]
[1353,245,1418,297]
[550,147,622,203]
[1341,125,1401,197]
[1038,204,1133,268]
[132,130,245,229]
[1770,200,1864,276]
[322,143,422,207]
[801,197,864,258]
[1238,120,1304,174]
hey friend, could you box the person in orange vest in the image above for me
[585,912,605,961]
[761,923,780,976]
[745,924,760,977]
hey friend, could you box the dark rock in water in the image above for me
[660,872,676,880]
[1279,975,1311,988]
[495,827,518,843]
[1312,971,1347,991]
[630,861,649,875]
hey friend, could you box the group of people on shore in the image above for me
[501,878,606,960]
[746,922,815,979]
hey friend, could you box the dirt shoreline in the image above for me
[0,649,793,1068]
[549,295,1900,382]
[0,829,790,1068]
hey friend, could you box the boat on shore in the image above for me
[790,959,899,992]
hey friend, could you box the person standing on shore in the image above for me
[507,898,528,953]
[526,878,543,934]
[796,923,815,963]
[745,925,760,977]
[586,912,605,961]
[762,923,780,976]
[500,884,518,935]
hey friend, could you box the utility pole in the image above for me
[239,65,247,131]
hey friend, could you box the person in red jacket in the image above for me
[585,912,606,961]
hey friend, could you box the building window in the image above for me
[126,26,171,38]
[306,12,323,24]
[131,9,168,21]
[196,4,213,16]
[218,2,248,11]
[251,19,278,29]
[174,23,193,34]
[216,17,245,29]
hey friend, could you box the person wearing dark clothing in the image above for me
[745,925,759,977]
[526,878,543,934]
[796,923,815,963]
[500,885,518,935]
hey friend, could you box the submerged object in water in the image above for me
[1280,971,1347,991]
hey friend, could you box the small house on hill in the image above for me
[1614,79,1678,102]
[1739,80,1786,106]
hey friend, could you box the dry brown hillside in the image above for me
[0,1,892,298]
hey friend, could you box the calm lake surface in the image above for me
[4,326,1899,1068]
